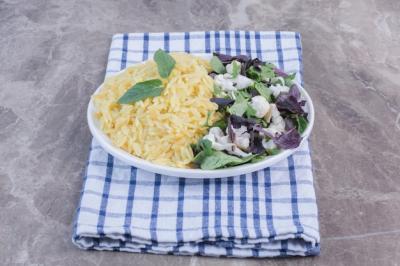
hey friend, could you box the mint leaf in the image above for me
[254,82,272,102]
[231,61,240,78]
[117,79,163,104]
[210,56,226,74]
[154,49,176,78]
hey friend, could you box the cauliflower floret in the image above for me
[230,146,252,157]
[226,60,241,75]
[209,127,224,138]
[263,104,285,136]
[231,125,250,150]
[213,61,253,91]
[203,127,233,151]
[214,74,236,92]
[270,84,290,97]
[250,96,271,118]
[232,75,254,90]
[262,138,277,150]
[202,126,251,157]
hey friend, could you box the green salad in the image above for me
[192,53,309,170]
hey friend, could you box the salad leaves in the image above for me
[273,128,302,149]
[192,138,253,169]
[191,53,308,169]
[275,84,305,114]
[200,151,256,170]
[254,82,272,102]
[210,56,226,74]
[227,94,248,116]
[231,60,240,78]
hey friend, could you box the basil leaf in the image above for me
[154,49,176,78]
[193,139,214,165]
[254,82,272,102]
[210,56,226,74]
[200,151,255,170]
[231,61,240,78]
[117,79,163,104]
[296,115,308,134]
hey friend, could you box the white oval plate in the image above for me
[87,54,314,178]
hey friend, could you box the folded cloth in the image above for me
[72,31,320,257]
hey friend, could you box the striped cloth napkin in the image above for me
[72,31,320,257]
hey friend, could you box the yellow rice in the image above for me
[93,53,220,168]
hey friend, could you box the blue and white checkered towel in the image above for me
[72,31,320,257]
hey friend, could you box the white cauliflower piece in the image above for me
[270,84,290,97]
[202,127,251,157]
[262,139,277,150]
[263,104,285,136]
[226,60,241,75]
[250,96,271,118]
[214,74,236,92]
[231,125,250,150]
[230,146,252,157]
[232,75,254,90]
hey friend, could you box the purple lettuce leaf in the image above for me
[229,114,257,129]
[289,84,301,100]
[273,67,288,78]
[227,118,235,143]
[273,128,302,149]
[210,97,234,107]
[284,117,296,130]
[275,92,305,115]
[249,131,265,154]
[213,53,249,65]
[209,72,217,78]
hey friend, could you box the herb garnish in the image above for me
[154,49,176,78]
[117,79,163,104]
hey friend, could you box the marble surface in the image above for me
[1,0,400,265]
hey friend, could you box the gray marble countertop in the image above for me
[1,0,400,265]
